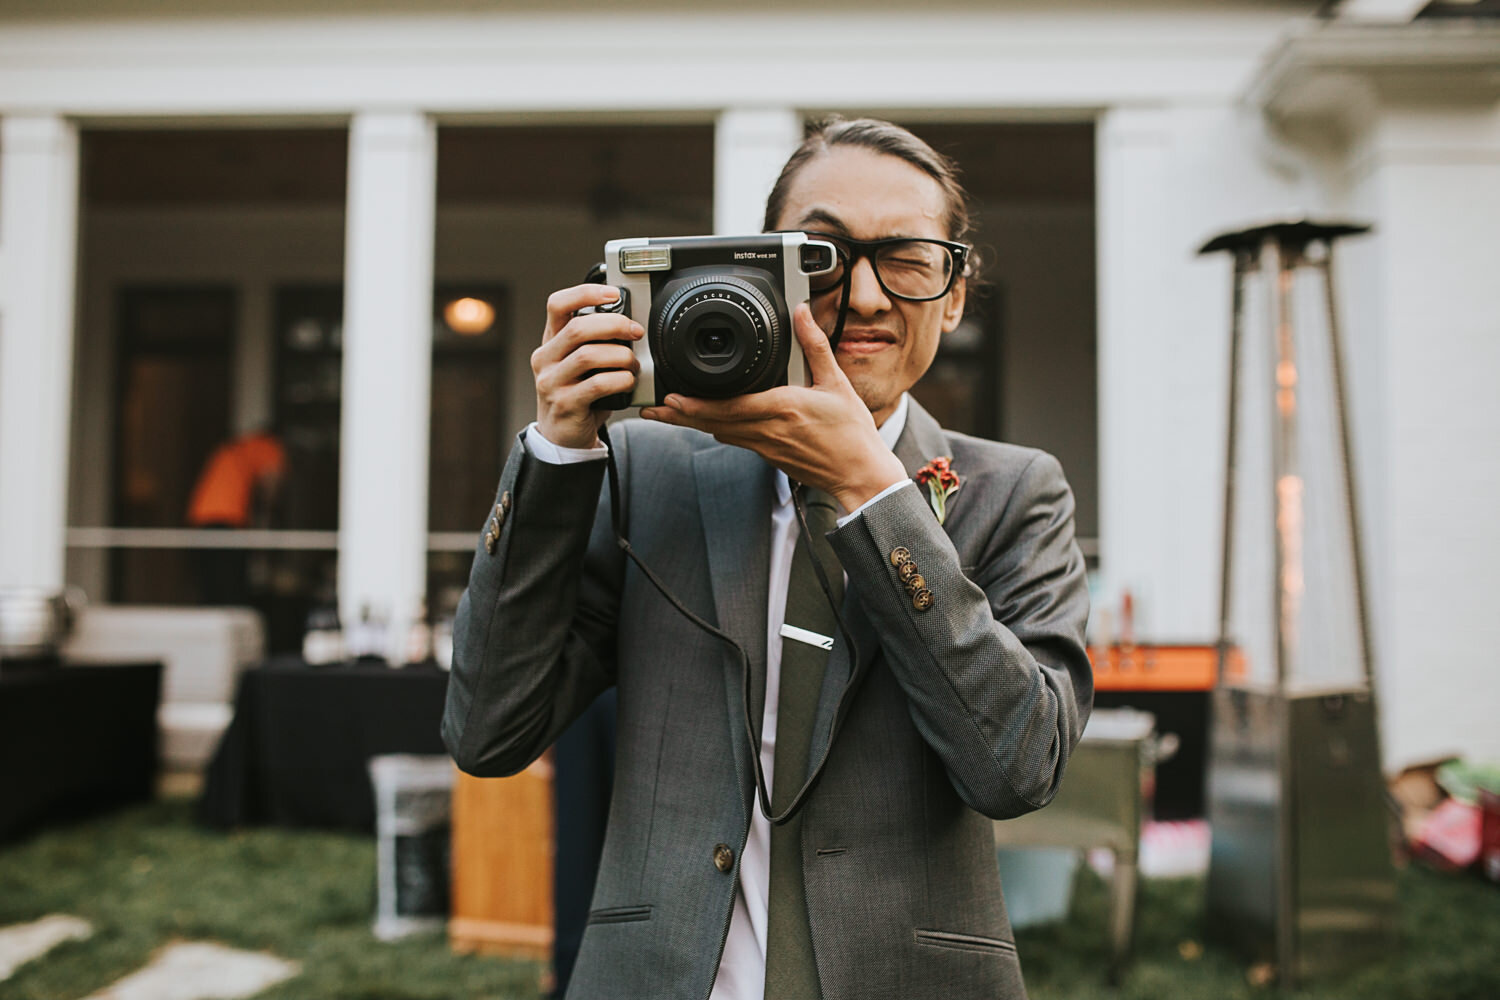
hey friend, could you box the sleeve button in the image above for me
[913,589,934,612]
[889,546,912,567]
[904,574,927,594]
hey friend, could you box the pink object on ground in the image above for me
[1413,797,1482,871]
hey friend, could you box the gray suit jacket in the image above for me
[443,399,1092,1000]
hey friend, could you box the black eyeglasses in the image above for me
[803,232,969,302]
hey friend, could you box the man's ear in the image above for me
[941,278,967,333]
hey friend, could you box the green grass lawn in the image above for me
[0,800,544,1000]
[1019,852,1500,1000]
[1,799,1497,1000]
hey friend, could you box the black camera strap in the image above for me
[597,421,865,826]
[579,244,859,825]
[824,262,853,354]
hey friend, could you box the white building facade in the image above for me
[0,0,1496,769]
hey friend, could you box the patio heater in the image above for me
[1199,220,1396,986]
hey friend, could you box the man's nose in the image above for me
[845,255,891,315]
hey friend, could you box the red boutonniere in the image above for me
[915,456,961,525]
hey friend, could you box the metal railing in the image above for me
[65,527,480,553]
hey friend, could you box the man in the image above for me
[443,117,1092,1000]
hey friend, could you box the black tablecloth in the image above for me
[199,657,449,832]
[0,660,162,842]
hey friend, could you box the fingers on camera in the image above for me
[538,347,633,393]
[533,317,639,377]
[581,368,636,399]
[546,283,623,330]
[565,342,638,379]
[558,316,642,361]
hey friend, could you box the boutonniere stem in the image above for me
[915,456,961,525]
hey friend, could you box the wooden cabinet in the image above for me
[449,757,554,958]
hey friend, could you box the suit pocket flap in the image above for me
[914,929,1017,955]
[587,904,653,925]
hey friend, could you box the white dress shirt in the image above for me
[524,394,912,1000]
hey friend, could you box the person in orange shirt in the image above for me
[187,428,285,604]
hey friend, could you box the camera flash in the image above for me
[620,246,673,272]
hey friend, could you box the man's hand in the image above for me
[533,284,644,449]
[640,303,908,512]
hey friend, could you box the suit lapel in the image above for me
[894,397,953,485]
[805,591,869,773]
[694,442,774,820]
[689,401,953,802]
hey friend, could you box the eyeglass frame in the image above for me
[798,231,971,303]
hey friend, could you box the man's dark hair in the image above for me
[762,115,977,274]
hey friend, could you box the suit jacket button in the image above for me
[713,843,734,873]
[500,490,512,515]
[913,588,934,612]
[905,573,927,594]
[889,546,912,567]
[484,530,499,555]
[897,561,919,584]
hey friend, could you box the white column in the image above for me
[1345,104,1500,768]
[1094,107,1178,640]
[714,108,802,235]
[0,115,80,590]
[1094,104,1301,645]
[338,111,436,660]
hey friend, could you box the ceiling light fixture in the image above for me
[443,297,495,336]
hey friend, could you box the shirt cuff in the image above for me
[837,478,915,527]
[523,422,609,465]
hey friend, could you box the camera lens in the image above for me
[696,327,734,359]
[653,271,787,398]
[675,304,751,377]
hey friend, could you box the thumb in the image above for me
[792,303,844,387]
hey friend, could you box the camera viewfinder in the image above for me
[799,241,836,275]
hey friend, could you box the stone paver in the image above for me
[0,914,93,981]
[81,941,299,1000]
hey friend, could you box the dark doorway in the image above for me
[73,125,349,617]
[429,284,510,534]
[111,286,235,602]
